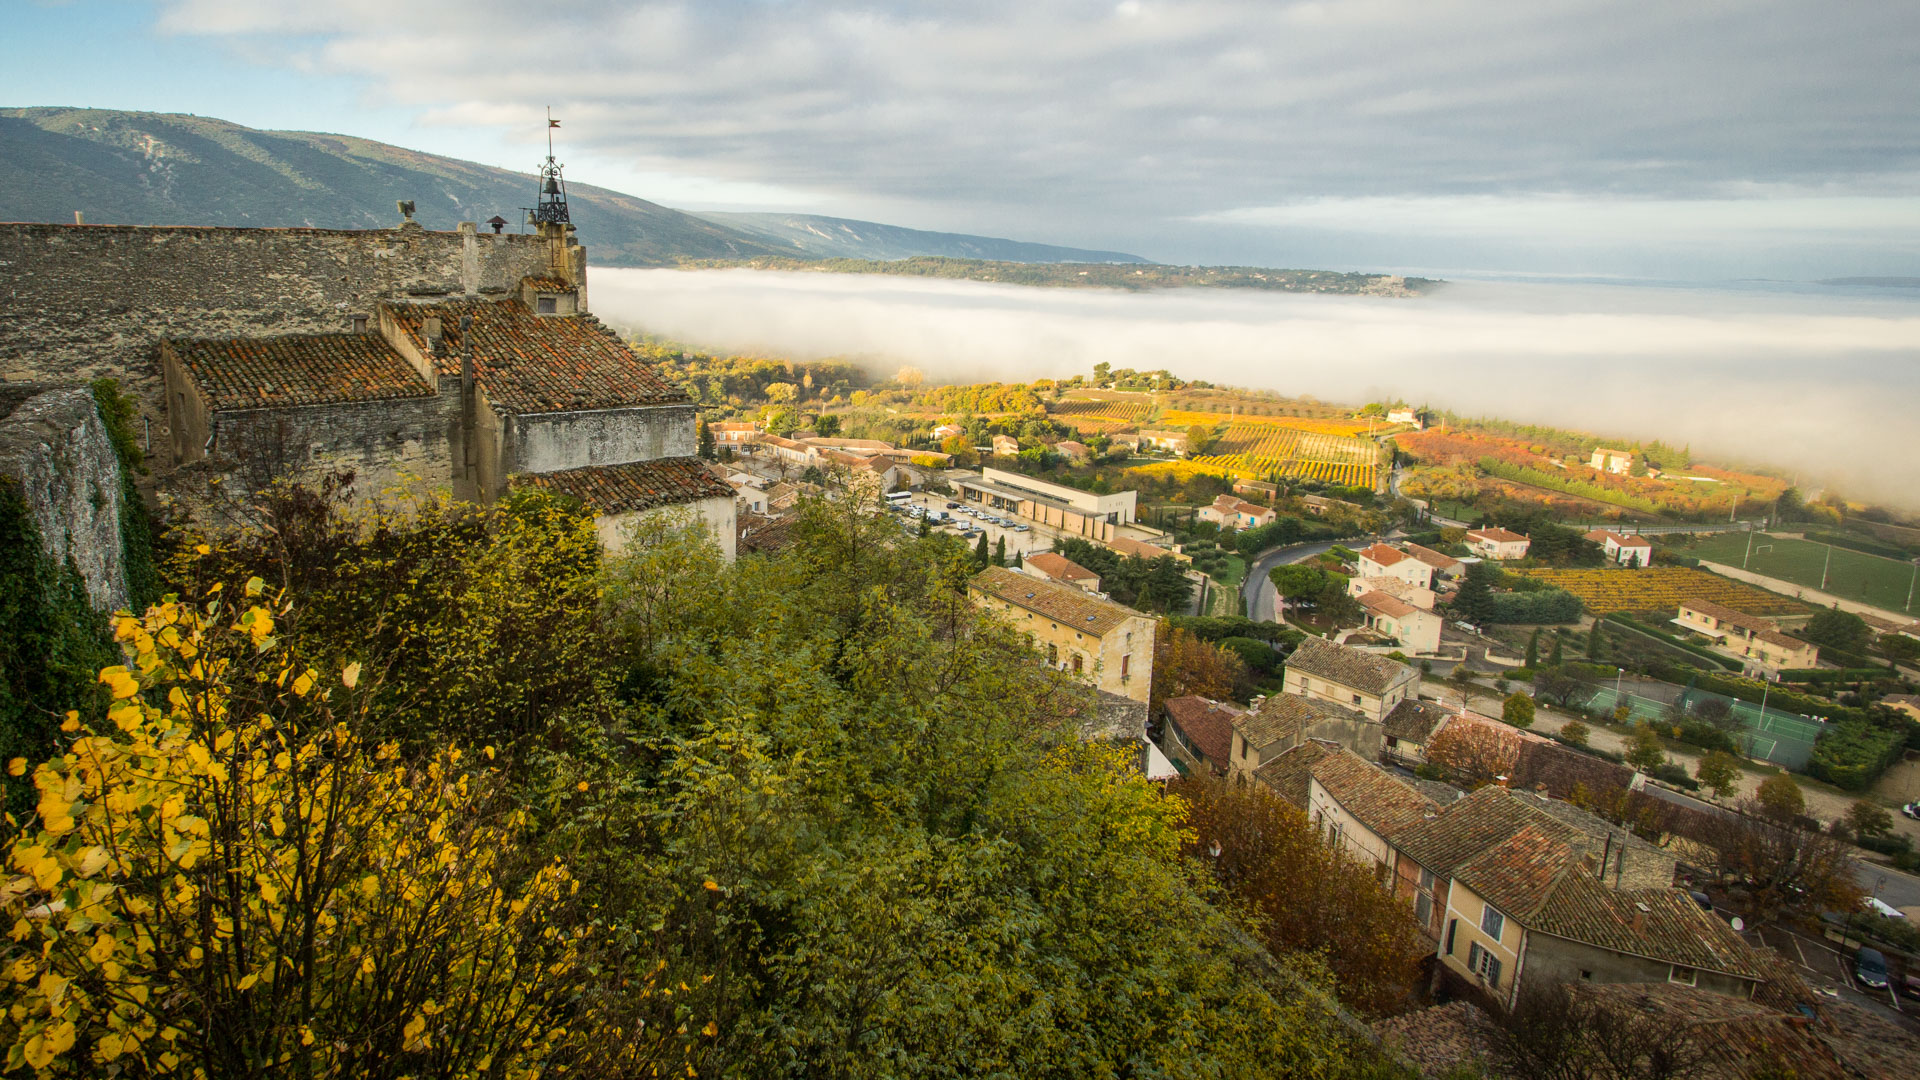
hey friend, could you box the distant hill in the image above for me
[0,107,790,266]
[0,108,1152,268]
[695,211,1147,263]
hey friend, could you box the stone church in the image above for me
[0,169,735,557]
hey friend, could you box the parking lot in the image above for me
[885,491,1060,556]
[1751,921,1919,1027]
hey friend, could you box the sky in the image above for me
[589,269,1920,505]
[9,0,1920,277]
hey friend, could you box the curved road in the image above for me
[1240,541,1341,622]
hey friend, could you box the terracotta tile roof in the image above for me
[969,565,1141,637]
[383,298,688,415]
[1024,551,1100,583]
[1162,696,1241,767]
[713,421,759,432]
[1359,543,1408,566]
[520,276,574,292]
[1452,824,1574,915]
[1753,628,1813,652]
[1819,999,1920,1080]
[1233,692,1372,752]
[513,457,733,514]
[1679,598,1775,635]
[1404,543,1461,571]
[1392,785,1575,879]
[1359,589,1420,619]
[1107,535,1177,561]
[1371,1001,1495,1078]
[167,334,431,410]
[1252,740,1333,807]
[1585,528,1651,547]
[1384,699,1453,743]
[1310,750,1438,837]
[1467,526,1528,544]
[1573,984,1846,1080]
[1285,637,1416,696]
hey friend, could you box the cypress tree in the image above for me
[974,532,990,568]
[1525,628,1541,669]
[1548,632,1564,666]
[995,537,1007,567]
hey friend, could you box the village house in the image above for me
[1465,527,1531,560]
[1586,528,1654,568]
[1357,543,1436,589]
[1197,493,1276,530]
[1228,693,1382,775]
[755,433,814,469]
[1299,493,1364,517]
[1347,575,1436,612]
[1139,429,1189,453]
[991,434,1021,456]
[1380,699,1455,766]
[1404,542,1465,579]
[1232,478,1278,501]
[1386,407,1422,428]
[1353,590,1444,654]
[1282,638,1420,722]
[712,420,759,446]
[968,565,1156,703]
[1881,694,1920,722]
[517,460,737,559]
[1022,551,1102,593]
[1161,696,1243,777]
[932,423,964,441]
[1590,447,1635,474]
[1053,439,1090,463]
[1675,600,1820,674]
[1307,749,1443,874]
[1107,432,1141,452]
[1106,534,1191,563]
[955,467,1138,541]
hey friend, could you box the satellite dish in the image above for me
[1731,917,1746,932]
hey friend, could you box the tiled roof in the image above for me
[1384,699,1452,743]
[1586,528,1651,547]
[969,565,1141,637]
[1024,552,1099,583]
[1679,598,1774,635]
[1820,999,1920,1080]
[1252,740,1333,808]
[1107,536,1175,561]
[1753,628,1812,652]
[1467,527,1528,543]
[1576,984,1847,1080]
[1285,637,1415,696]
[520,276,574,292]
[1162,696,1241,766]
[1358,590,1419,619]
[1392,785,1573,879]
[513,456,733,514]
[1310,750,1438,838]
[1233,693,1372,752]
[1371,1002,1494,1079]
[1359,543,1408,566]
[167,334,431,410]
[1404,543,1461,571]
[383,298,688,415]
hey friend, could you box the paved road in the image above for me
[1240,541,1340,622]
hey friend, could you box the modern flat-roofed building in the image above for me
[955,467,1137,541]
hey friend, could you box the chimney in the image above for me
[1495,775,1509,788]
[1632,901,1650,936]
[423,316,444,356]
[74,211,84,225]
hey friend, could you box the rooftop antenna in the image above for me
[525,106,570,227]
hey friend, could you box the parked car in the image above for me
[1863,897,1905,919]
[946,501,961,509]
[1014,524,1031,532]
[1856,947,1890,990]
[1688,891,1713,912]
[1902,801,1920,821]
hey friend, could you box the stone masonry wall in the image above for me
[0,387,129,611]
[203,392,462,501]
[510,404,698,476]
[0,222,568,465]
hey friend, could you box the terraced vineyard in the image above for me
[1188,424,1381,488]
[1160,410,1378,437]
[1511,567,1808,619]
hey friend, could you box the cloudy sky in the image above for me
[10,0,1920,276]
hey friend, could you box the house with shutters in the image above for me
[1586,528,1654,568]
[1465,527,1531,560]
[968,565,1155,703]
[1281,638,1420,722]
[1357,543,1436,589]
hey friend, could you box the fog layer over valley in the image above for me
[593,269,1920,507]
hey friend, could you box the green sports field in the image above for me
[1683,532,1917,614]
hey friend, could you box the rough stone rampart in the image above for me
[0,387,129,611]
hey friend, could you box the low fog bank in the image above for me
[592,269,1920,508]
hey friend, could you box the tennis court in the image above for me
[1586,685,1817,770]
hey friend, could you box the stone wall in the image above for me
[510,404,698,477]
[0,221,572,463]
[0,387,129,611]
[197,392,461,501]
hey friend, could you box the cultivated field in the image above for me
[1512,567,1808,619]
[1683,533,1918,613]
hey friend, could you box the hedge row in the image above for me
[1604,613,1743,671]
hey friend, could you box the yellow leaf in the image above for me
[342,661,361,689]
[292,671,315,697]
[59,712,79,733]
[245,576,265,597]
[6,759,23,777]
[703,880,721,892]
[87,935,114,964]
[702,1020,718,1037]
[484,746,495,760]
[99,667,139,700]
[238,973,258,991]
[75,847,110,878]
[360,956,376,975]
[300,1027,315,1047]
[194,544,211,556]
[576,781,590,792]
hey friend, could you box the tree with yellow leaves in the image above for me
[0,582,587,1077]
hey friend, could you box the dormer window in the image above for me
[351,315,368,333]
[536,295,558,315]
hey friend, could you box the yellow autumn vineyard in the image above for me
[1510,567,1808,618]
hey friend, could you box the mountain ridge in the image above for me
[0,107,1150,267]
[696,211,1147,263]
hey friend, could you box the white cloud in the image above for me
[149,0,1920,273]
[589,269,1920,505]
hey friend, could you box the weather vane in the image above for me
[528,106,570,226]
